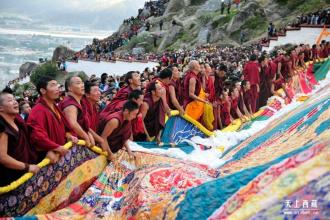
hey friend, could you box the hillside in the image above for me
[111,0,330,54]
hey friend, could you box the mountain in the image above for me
[110,0,330,53]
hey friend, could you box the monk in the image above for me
[268,57,278,94]
[229,87,244,120]
[60,76,99,148]
[101,71,141,116]
[98,101,139,159]
[127,90,147,141]
[242,80,253,115]
[234,81,251,118]
[183,60,208,121]
[82,80,100,132]
[0,92,40,186]
[202,63,215,103]
[168,65,184,115]
[220,89,232,127]
[80,80,109,152]
[152,68,172,116]
[243,54,260,113]
[258,56,271,108]
[140,81,166,144]
[27,75,77,163]
[213,64,226,129]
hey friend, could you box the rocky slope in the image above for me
[114,0,330,53]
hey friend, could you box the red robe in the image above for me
[97,111,132,153]
[204,76,215,102]
[220,101,231,127]
[319,47,328,58]
[238,90,245,114]
[168,78,183,109]
[230,97,239,119]
[27,98,73,152]
[59,96,90,133]
[214,75,225,99]
[243,61,260,113]
[243,89,252,113]
[143,95,165,138]
[81,97,99,132]
[0,115,39,186]
[258,65,271,108]
[101,86,133,116]
[183,70,201,108]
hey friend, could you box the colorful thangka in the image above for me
[0,59,330,219]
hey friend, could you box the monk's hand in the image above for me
[83,134,92,147]
[179,108,185,116]
[100,141,110,153]
[88,132,96,146]
[166,109,171,117]
[68,135,78,144]
[107,151,115,162]
[54,146,69,156]
[46,151,59,164]
[28,164,40,174]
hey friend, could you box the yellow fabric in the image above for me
[185,88,206,121]
[27,155,108,215]
[202,103,214,131]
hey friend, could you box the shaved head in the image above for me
[0,92,11,106]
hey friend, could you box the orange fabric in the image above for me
[185,89,206,120]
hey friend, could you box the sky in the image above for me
[0,0,147,30]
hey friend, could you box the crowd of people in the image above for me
[1,38,329,187]
[74,0,169,62]
[297,8,330,26]
[261,8,330,47]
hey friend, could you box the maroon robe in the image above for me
[238,90,245,114]
[216,77,225,98]
[258,65,271,109]
[101,86,133,116]
[183,70,201,108]
[81,97,99,132]
[243,89,252,113]
[27,98,73,153]
[204,76,215,102]
[143,95,165,138]
[97,111,132,153]
[230,97,239,119]
[59,96,90,133]
[243,61,260,113]
[220,101,231,127]
[0,115,39,186]
[168,78,183,109]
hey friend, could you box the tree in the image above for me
[30,62,59,85]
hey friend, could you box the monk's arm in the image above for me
[277,62,283,78]
[236,107,244,119]
[89,128,108,151]
[169,85,184,114]
[140,102,151,139]
[159,87,171,116]
[100,118,119,155]
[124,141,134,157]
[0,133,31,170]
[189,78,206,103]
[63,105,90,144]
[242,101,251,117]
